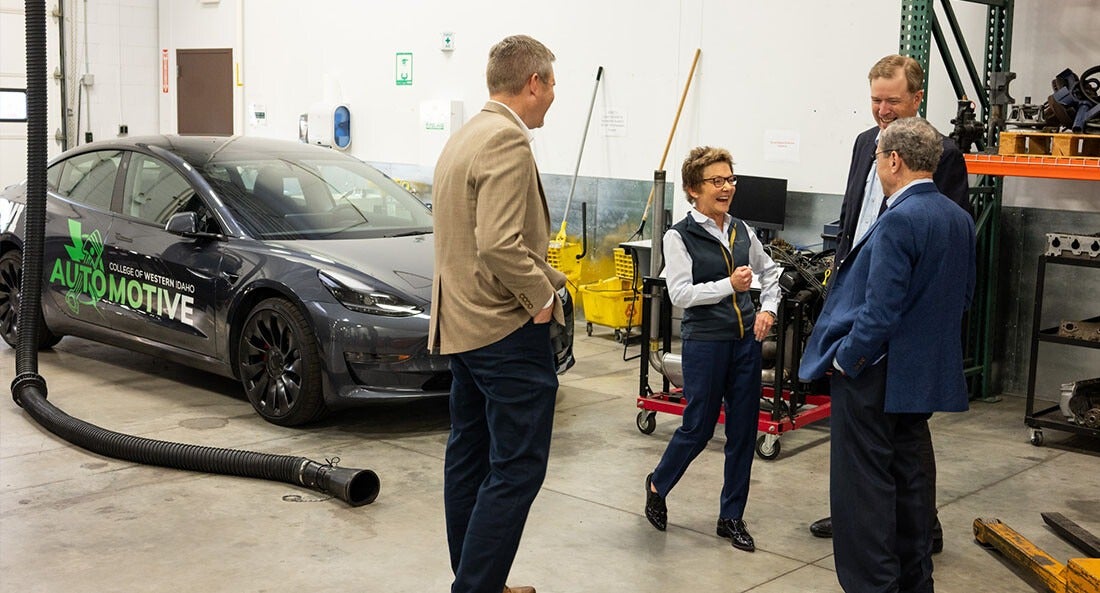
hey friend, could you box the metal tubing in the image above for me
[650,170,666,279]
[561,66,603,231]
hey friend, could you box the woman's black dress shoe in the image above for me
[644,473,667,531]
[717,518,755,552]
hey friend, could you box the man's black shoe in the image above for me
[644,473,667,531]
[809,516,832,538]
[807,515,943,553]
[717,518,755,552]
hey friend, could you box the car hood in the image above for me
[270,234,435,303]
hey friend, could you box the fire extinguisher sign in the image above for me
[161,49,169,93]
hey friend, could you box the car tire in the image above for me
[237,297,327,426]
[0,249,63,349]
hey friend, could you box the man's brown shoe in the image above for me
[503,587,536,593]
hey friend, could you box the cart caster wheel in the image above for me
[637,411,656,435]
[614,329,624,343]
[1029,429,1044,447]
[755,434,781,460]
[586,322,593,336]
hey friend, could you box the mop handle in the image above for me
[640,48,701,224]
[559,66,605,236]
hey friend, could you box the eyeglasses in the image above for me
[874,148,897,158]
[701,175,738,188]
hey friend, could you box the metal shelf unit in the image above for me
[1024,255,1100,445]
[964,154,1100,181]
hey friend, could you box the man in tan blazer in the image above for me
[429,34,565,593]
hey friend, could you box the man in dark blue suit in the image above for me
[835,54,971,263]
[810,54,972,549]
[799,117,975,593]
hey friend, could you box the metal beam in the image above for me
[1041,512,1100,558]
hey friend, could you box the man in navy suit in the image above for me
[835,54,971,263]
[799,117,975,593]
[810,54,972,549]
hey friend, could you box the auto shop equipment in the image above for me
[1024,239,1100,446]
[973,514,1100,593]
[10,2,378,507]
[631,170,832,461]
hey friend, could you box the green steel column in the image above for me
[899,1,934,117]
[977,1,1011,401]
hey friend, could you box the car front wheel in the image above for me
[237,297,327,426]
[0,250,62,349]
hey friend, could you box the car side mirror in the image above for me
[166,211,198,234]
[165,211,226,241]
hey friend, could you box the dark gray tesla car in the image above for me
[0,135,574,426]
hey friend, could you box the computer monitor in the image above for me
[730,174,787,232]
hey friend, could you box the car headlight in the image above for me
[318,270,422,317]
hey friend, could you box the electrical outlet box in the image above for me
[119,125,128,135]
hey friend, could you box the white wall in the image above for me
[228,0,1099,213]
[82,0,160,143]
[158,0,241,135]
[229,0,904,195]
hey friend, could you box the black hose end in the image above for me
[11,372,47,406]
[300,460,381,506]
[324,467,381,507]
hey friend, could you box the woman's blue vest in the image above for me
[670,215,756,340]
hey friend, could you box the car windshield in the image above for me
[195,155,433,240]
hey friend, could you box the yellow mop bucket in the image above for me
[548,231,584,303]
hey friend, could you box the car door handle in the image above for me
[115,233,133,243]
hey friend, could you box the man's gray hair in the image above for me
[880,117,943,173]
[486,35,555,95]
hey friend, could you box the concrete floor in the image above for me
[2,326,1098,593]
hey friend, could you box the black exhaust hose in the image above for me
[16,387,380,505]
[12,1,378,507]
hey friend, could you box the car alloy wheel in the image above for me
[0,250,61,349]
[237,297,326,426]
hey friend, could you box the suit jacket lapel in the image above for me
[844,182,932,265]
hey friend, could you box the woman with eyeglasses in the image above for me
[644,146,780,553]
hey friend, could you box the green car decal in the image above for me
[49,219,195,324]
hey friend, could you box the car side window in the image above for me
[46,162,62,191]
[122,153,200,227]
[56,150,122,211]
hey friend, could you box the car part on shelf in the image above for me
[1046,232,1100,259]
[1060,378,1100,427]
[1005,95,1046,129]
[1059,320,1100,343]
[950,98,985,152]
[1042,66,1100,132]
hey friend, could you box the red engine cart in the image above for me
[634,277,831,461]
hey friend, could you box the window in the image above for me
[56,151,122,211]
[0,88,27,122]
[122,153,204,227]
